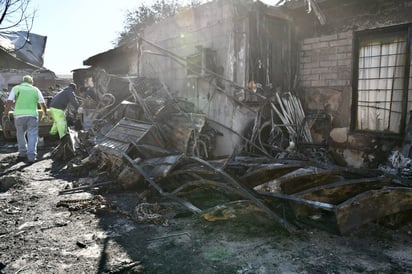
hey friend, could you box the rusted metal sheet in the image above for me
[97,117,165,157]
[335,187,412,235]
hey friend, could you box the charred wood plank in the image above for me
[170,179,244,198]
[294,177,395,205]
[335,187,412,235]
[239,164,303,188]
[207,119,274,159]
[261,168,343,195]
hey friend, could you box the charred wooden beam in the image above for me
[239,163,303,188]
[335,187,412,235]
[294,177,395,205]
[170,179,244,198]
[122,152,202,214]
[258,191,335,212]
[280,177,397,224]
[269,168,343,195]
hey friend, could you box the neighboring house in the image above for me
[0,31,56,93]
[78,0,412,167]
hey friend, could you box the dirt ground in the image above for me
[1,138,412,274]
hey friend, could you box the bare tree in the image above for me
[0,0,36,31]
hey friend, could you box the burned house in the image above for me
[77,0,294,159]
[0,31,56,93]
[77,0,412,168]
[289,0,412,168]
[69,0,412,234]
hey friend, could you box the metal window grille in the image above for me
[354,28,412,134]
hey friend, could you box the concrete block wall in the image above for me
[141,0,238,93]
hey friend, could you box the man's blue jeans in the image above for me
[14,116,39,162]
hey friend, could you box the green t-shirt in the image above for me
[13,83,39,117]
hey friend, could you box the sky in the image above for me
[28,0,276,76]
[30,0,153,76]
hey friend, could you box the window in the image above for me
[353,26,412,134]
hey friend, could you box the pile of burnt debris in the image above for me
[54,71,412,235]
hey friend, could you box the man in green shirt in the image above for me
[3,75,48,163]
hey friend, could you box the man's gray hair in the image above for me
[23,75,33,84]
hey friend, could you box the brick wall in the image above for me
[299,31,353,89]
[291,0,412,167]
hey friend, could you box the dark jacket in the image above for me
[50,86,79,111]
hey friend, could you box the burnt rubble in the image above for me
[53,71,412,235]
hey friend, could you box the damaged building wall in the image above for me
[83,43,139,75]
[140,0,244,91]
[0,31,56,93]
[140,0,252,156]
[290,0,412,167]
[139,0,291,156]
[0,69,56,92]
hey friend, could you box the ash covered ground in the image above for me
[0,139,411,274]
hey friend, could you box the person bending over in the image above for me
[49,83,80,139]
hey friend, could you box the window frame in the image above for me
[351,24,412,137]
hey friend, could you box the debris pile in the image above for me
[53,70,412,235]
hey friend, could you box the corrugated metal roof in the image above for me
[0,31,47,68]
